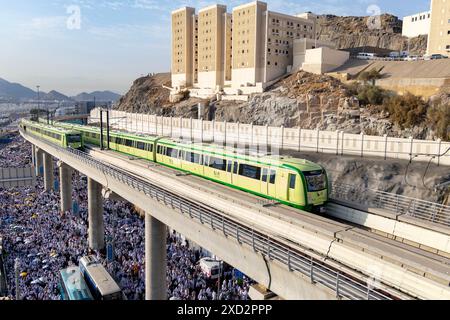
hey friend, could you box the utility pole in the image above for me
[106,108,110,150]
[100,110,104,150]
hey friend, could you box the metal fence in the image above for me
[90,109,450,166]
[330,181,450,227]
[22,129,396,300]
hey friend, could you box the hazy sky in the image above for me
[0,0,431,96]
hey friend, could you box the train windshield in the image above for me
[303,170,326,192]
[67,135,81,143]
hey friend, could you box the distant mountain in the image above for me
[72,91,121,102]
[0,77,121,103]
[41,90,72,101]
[0,77,37,101]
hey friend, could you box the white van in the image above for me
[199,258,222,280]
[356,52,376,60]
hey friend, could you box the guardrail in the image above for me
[22,129,396,300]
[330,181,450,227]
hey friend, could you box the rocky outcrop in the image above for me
[317,14,428,55]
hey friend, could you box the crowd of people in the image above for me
[0,134,33,167]
[0,134,253,300]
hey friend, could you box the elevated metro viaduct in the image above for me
[26,133,341,300]
[22,130,450,301]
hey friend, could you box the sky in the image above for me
[0,0,431,96]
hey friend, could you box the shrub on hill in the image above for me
[382,93,428,129]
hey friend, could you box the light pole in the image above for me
[36,85,40,121]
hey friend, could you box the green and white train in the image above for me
[25,119,329,212]
[20,119,83,149]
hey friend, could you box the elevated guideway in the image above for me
[21,129,450,300]
[86,145,450,300]
[21,129,400,300]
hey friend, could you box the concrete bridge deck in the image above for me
[21,129,450,300]
[87,145,450,299]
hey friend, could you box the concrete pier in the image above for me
[88,178,105,251]
[145,213,167,300]
[58,161,73,214]
[31,145,36,167]
[43,152,54,191]
[35,148,43,177]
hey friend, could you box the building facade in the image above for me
[171,7,196,88]
[171,1,318,95]
[197,5,227,90]
[427,0,450,55]
[402,11,431,38]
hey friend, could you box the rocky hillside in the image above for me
[317,14,427,55]
[116,73,211,117]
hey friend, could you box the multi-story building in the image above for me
[197,4,227,90]
[171,7,195,88]
[427,0,450,55]
[171,1,318,95]
[231,1,315,90]
[402,11,431,38]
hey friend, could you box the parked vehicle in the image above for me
[405,55,420,61]
[424,54,449,60]
[389,52,400,58]
[199,258,223,280]
[356,52,376,60]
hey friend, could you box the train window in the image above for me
[262,169,268,182]
[209,156,227,171]
[269,170,276,184]
[239,164,261,180]
[227,162,233,173]
[157,145,163,154]
[137,142,145,150]
[147,144,153,152]
[184,152,201,164]
[193,153,201,164]
[166,147,179,158]
[233,162,239,174]
[289,174,296,189]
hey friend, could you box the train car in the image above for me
[51,121,328,211]
[20,119,83,149]
[155,139,328,211]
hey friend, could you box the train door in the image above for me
[268,169,277,199]
[275,169,288,201]
[288,173,300,204]
[260,168,269,195]
[231,161,239,184]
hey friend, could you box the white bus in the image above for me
[79,256,123,300]
[199,257,222,280]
